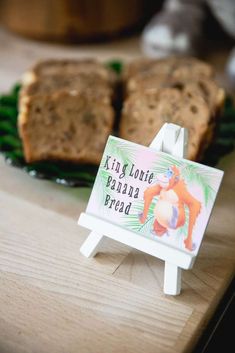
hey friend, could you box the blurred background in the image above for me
[0,0,235,93]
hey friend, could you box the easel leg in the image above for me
[80,231,103,258]
[164,262,182,295]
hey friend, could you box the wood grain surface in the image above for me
[0,27,234,353]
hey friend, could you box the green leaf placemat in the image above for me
[0,69,235,187]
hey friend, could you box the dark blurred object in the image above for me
[193,277,235,353]
[0,0,162,42]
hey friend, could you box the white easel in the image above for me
[78,123,195,295]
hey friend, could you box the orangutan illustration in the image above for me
[139,166,201,251]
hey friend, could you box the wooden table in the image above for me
[0,27,234,353]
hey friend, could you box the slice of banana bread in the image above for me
[20,59,116,111]
[22,59,116,86]
[122,57,224,117]
[121,57,225,161]
[19,59,116,164]
[120,88,212,161]
[19,72,113,113]
[19,91,114,164]
[123,56,214,86]
[123,57,214,96]
[124,75,224,116]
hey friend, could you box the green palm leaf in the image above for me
[181,164,217,206]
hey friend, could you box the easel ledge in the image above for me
[78,212,195,270]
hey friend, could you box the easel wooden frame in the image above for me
[78,123,195,295]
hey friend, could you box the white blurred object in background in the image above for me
[141,0,204,58]
[142,0,235,89]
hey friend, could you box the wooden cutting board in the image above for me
[0,28,234,353]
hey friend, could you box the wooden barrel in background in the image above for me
[0,0,162,42]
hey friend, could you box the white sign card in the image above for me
[85,136,223,255]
